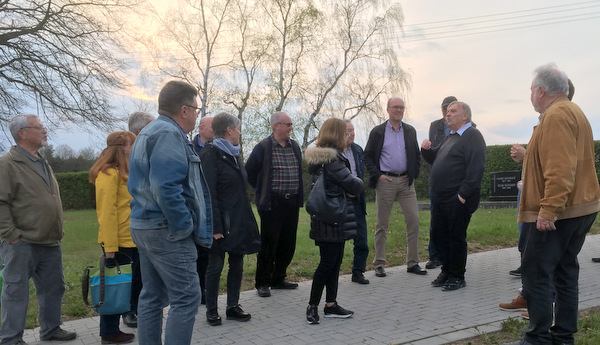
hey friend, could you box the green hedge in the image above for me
[57,142,600,209]
[56,171,95,210]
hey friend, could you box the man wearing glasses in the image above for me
[0,115,77,344]
[246,111,303,298]
[128,80,213,344]
[364,97,425,278]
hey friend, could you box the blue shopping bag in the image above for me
[82,255,131,315]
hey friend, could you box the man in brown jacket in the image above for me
[503,64,600,345]
[0,114,77,344]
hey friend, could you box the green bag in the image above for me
[82,255,132,315]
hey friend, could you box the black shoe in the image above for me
[375,267,386,277]
[306,305,319,325]
[509,266,522,277]
[442,277,466,291]
[407,264,427,275]
[323,302,354,318]
[431,271,448,287]
[206,309,222,326]
[592,257,600,263]
[40,328,77,341]
[101,331,135,344]
[425,259,441,269]
[257,285,271,297]
[122,313,137,328]
[226,304,251,322]
[271,280,298,289]
[351,272,370,284]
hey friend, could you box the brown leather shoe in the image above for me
[101,331,134,344]
[499,292,527,311]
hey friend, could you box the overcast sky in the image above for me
[45,0,600,153]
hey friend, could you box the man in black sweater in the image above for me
[421,101,486,291]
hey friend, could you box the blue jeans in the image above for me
[0,242,65,344]
[522,212,597,345]
[131,227,200,345]
[352,198,368,274]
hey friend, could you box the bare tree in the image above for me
[298,0,407,150]
[0,0,139,136]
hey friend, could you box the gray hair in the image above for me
[532,63,569,96]
[212,112,240,139]
[128,112,155,134]
[9,114,38,143]
[449,101,472,122]
[270,112,287,130]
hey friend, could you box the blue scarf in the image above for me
[212,138,240,163]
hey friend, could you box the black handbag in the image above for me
[306,165,347,224]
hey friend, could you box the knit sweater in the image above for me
[422,126,486,201]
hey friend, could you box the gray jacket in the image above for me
[0,146,63,245]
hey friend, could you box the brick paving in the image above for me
[23,234,600,345]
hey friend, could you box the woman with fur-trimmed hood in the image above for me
[304,118,364,325]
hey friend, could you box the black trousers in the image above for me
[255,195,300,288]
[522,212,597,345]
[309,241,345,305]
[431,194,475,280]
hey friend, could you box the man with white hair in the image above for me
[128,111,155,135]
[245,112,303,298]
[0,114,77,344]
[502,64,600,345]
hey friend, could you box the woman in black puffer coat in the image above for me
[304,118,363,325]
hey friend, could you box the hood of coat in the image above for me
[305,146,339,165]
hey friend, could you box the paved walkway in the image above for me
[24,234,600,345]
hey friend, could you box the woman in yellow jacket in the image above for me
[89,131,139,344]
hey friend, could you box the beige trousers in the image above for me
[372,175,420,268]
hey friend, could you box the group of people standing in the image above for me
[0,63,598,345]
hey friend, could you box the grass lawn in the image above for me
[3,203,600,332]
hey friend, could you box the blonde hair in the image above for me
[315,118,347,151]
[89,131,136,183]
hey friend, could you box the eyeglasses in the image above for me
[277,122,293,127]
[183,104,202,115]
[21,126,47,132]
[388,106,405,110]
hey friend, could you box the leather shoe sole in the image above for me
[351,274,370,284]
[271,280,298,289]
[407,265,427,275]
[375,267,386,277]
[257,286,271,297]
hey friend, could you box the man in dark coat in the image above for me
[364,97,425,278]
[245,111,303,298]
[421,101,486,291]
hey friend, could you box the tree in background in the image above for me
[0,0,140,151]
[138,0,409,155]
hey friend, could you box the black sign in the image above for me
[489,170,521,201]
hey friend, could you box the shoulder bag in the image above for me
[82,254,132,315]
[306,165,347,224]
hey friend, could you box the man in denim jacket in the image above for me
[128,80,213,345]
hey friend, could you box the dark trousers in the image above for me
[205,250,243,311]
[428,187,439,261]
[352,198,368,274]
[196,245,209,302]
[521,213,597,345]
[431,194,474,280]
[309,242,345,305]
[255,195,299,288]
[100,246,142,337]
